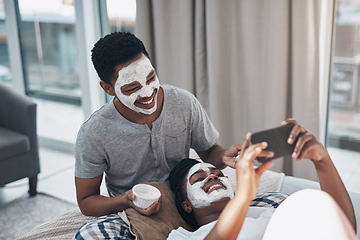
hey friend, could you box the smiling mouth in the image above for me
[206,183,226,193]
[135,90,157,108]
[137,97,154,106]
[139,99,153,105]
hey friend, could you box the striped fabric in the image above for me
[250,192,289,208]
[73,213,135,240]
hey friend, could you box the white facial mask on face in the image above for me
[186,163,234,208]
[115,56,160,115]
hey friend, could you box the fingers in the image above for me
[281,118,297,126]
[296,140,313,161]
[243,132,251,149]
[292,132,313,160]
[256,150,274,159]
[223,143,243,168]
[282,119,324,162]
[125,190,135,201]
[144,201,160,215]
[126,189,162,216]
[255,161,274,176]
[224,144,243,158]
[239,142,268,164]
[282,119,310,145]
[138,204,156,216]
[233,143,243,152]
[282,119,310,146]
[237,133,252,160]
[242,133,274,160]
[232,133,274,165]
[154,195,162,212]
[135,195,162,216]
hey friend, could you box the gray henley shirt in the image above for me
[75,85,219,194]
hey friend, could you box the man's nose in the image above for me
[139,84,152,97]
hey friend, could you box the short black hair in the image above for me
[91,32,149,84]
[169,158,201,230]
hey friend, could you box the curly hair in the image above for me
[169,158,201,230]
[91,32,149,84]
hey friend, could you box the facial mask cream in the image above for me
[115,56,160,115]
[186,163,234,208]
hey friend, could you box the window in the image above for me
[106,0,136,33]
[325,0,360,194]
[327,0,360,152]
[17,0,80,104]
[0,0,12,85]
[2,0,137,149]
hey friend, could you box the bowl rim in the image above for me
[132,184,161,200]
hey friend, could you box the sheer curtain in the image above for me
[136,0,321,180]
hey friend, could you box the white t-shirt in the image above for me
[167,207,275,240]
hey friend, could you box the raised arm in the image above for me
[204,134,274,240]
[196,143,227,169]
[75,175,161,217]
[283,119,356,231]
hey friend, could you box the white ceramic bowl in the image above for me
[132,184,161,209]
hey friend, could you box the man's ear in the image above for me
[181,199,193,213]
[100,80,116,96]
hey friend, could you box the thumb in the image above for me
[126,192,136,201]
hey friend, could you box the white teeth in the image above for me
[208,184,222,192]
[141,98,153,105]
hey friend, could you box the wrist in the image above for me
[313,154,332,171]
[234,185,255,204]
[233,192,253,207]
[117,192,133,210]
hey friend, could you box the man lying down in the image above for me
[167,120,357,240]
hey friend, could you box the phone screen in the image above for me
[251,123,297,162]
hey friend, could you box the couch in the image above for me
[16,169,360,239]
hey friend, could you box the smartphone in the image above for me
[251,123,297,162]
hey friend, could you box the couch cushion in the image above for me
[0,127,30,161]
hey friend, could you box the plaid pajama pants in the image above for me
[73,213,135,240]
[250,192,289,208]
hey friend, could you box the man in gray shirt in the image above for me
[73,32,271,239]
[75,85,219,195]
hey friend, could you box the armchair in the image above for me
[0,84,40,196]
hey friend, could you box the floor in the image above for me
[0,146,107,206]
[0,99,90,207]
[329,147,360,193]
[0,147,78,205]
[34,98,84,145]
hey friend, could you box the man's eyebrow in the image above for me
[146,70,155,79]
[122,81,141,89]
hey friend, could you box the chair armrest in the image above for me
[0,85,37,138]
[0,85,39,164]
